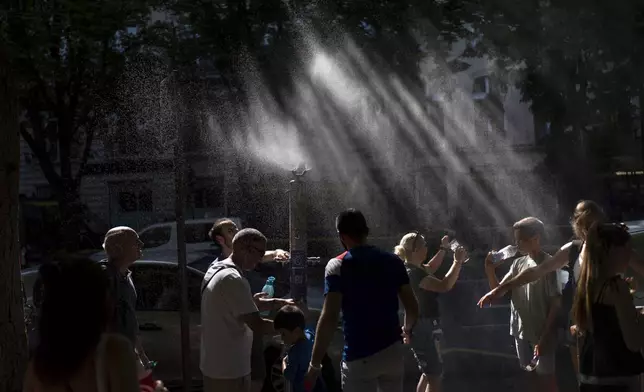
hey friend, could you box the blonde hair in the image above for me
[571,200,606,241]
[394,232,423,263]
[103,226,136,260]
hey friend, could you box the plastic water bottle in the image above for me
[260,277,275,316]
[262,276,276,298]
[491,245,518,263]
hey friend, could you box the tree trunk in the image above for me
[0,45,29,392]
[55,181,87,250]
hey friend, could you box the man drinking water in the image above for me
[483,217,560,392]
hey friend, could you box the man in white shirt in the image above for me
[201,228,292,392]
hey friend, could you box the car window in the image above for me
[139,227,171,249]
[21,269,40,303]
[631,232,644,252]
[132,264,203,312]
[185,223,213,244]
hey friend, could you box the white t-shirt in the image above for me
[200,260,259,379]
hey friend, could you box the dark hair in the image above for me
[573,223,631,333]
[33,259,110,386]
[513,217,545,240]
[336,209,369,240]
[274,305,306,331]
[232,228,267,246]
[209,218,237,242]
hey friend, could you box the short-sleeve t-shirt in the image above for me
[504,251,560,343]
[283,329,327,392]
[200,259,259,379]
[104,263,139,346]
[324,245,410,362]
[406,264,440,319]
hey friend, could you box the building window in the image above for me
[118,188,153,212]
[472,76,490,100]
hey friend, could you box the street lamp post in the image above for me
[164,70,191,392]
[289,163,309,303]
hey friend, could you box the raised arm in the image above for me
[263,249,290,262]
[420,247,467,293]
[423,236,450,274]
[483,252,502,291]
[478,243,573,307]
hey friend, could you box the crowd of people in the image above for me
[478,200,644,392]
[18,201,644,392]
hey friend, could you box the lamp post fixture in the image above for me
[289,163,309,303]
[164,70,191,392]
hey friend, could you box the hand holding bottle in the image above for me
[454,246,468,264]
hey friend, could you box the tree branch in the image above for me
[74,116,95,186]
[19,124,62,190]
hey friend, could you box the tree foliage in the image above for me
[459,0,644,202]
[2,0,160,246]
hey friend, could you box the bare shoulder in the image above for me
[103,333,135,360]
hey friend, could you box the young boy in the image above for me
[275,305,327,392]
[484,217,561,392]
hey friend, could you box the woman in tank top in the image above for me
[395,232,467,392]
[22,259,164,392]
[573,223,644,392]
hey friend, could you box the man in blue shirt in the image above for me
[305,209,419,392]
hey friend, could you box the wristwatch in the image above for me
[439,246,449,252]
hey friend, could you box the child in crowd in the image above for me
[275,305,327,392]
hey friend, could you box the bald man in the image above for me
[201,228,294,392]
[102,226,152,367]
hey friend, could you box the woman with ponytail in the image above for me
[395,232,467,392]
[573,223,644,391]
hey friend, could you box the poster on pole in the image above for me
[290,249,307,302]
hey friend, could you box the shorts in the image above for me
[341,342,404,392]
[515,337,555,375]
[250,332,266,381]
[410,318,443,377]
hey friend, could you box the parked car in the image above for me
[23,259,334,392]
[89,218,243,264]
